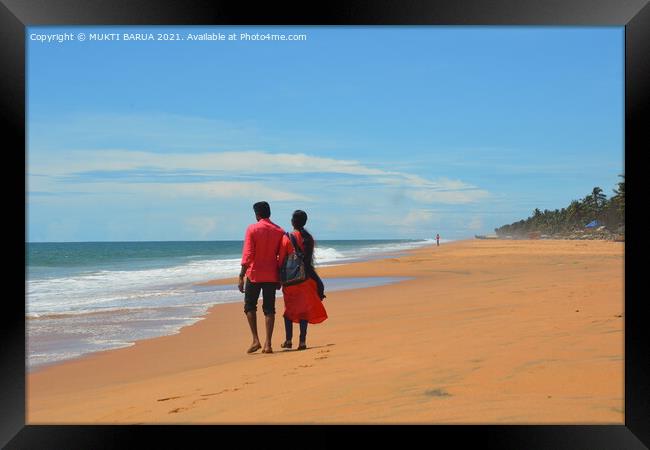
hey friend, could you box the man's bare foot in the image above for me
[247,342,261,353]
[280,341,292,349]
[297,342,307,350]
[261,346,273,354]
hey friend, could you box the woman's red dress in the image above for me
[278,231,328,324]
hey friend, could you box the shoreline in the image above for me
[27,239,623,423]
[194,242,438,287]
[27,240,441,379]
[27,241,439,374]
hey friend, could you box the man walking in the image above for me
[238,201,285,354]
[436,233,440,247]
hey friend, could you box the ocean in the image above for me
[26,239,439,370]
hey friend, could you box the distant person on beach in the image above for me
[278,210,327,350]
[238,201,285,354]
[436,233,440,246]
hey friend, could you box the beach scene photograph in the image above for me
[26,26,624,424]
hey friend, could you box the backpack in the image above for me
[280,232,307,286]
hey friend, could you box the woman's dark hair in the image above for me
[292,210,314,267]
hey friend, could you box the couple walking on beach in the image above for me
[238,201,328,354]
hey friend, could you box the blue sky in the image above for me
[27,26,624,241]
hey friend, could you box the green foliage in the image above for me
[494,175,625,237]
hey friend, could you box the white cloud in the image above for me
[402,210,435,227]
[169,181,310,201]
[28,149,488,206]
[353,209,438,230]
[29,150,389,178]
[407,189,490,204]
[184,217,218,238]
[29,112,260,153]
[467,216,483,231]
[28,179,309,202]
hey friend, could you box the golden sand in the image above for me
[27,239,624,424]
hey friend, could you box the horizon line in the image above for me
[26,237,457,244]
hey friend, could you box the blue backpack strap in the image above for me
[287,232,304,258]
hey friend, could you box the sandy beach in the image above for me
[27,239,624,424]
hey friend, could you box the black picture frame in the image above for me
[3,0,648,448]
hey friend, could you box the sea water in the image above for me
[26,239,441,370]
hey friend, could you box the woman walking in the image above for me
[278,210,327,350]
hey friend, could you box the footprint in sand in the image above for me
[424,388,451,398]
[317,349,330,354]
[298,364,313,368]
[201,389,230,397]
[315,355,328,360]
[168,407,188,414]
[157,396,182,402]
[209,386,243,394]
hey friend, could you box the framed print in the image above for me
[3,0,648,448]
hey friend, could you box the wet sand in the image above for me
[27,239,624,424]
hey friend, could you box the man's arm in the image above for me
[239,226,255,293]
[238,263,248,293]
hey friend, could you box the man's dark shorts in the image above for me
[244,280,278,316]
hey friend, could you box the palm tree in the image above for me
[496,178,624,238]
[612,175,625,219]
[590,187,607,212]
[531,208,542,229]
[566,200,583,229]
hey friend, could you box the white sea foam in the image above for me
[27,240,438,315]
[26,238,446,369]
[27,258,241,315]
[313,247,347,263]
[314,238,438,266]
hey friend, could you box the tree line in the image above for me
[494,175,625,238]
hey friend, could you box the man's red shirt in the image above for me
[241,218,285,283]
